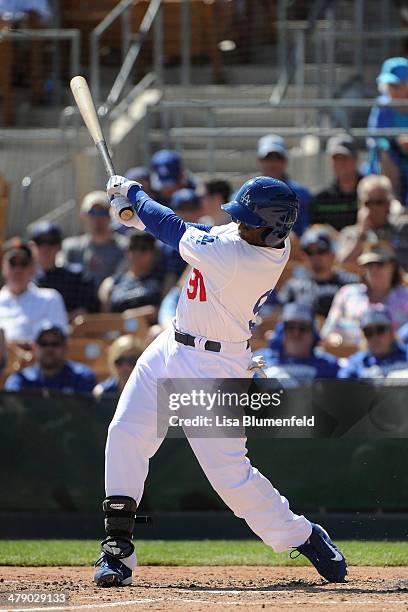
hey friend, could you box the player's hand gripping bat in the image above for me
[69,76,134,222]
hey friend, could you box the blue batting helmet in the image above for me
[221,177,299,247]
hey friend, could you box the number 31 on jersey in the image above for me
[187,268,207,302]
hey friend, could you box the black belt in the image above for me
[175,330,221,352]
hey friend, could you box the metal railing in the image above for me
[145,98,408,176]
[90,0,164,110]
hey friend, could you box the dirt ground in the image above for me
[0,566,407,611]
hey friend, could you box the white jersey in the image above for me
[177,222,290,342]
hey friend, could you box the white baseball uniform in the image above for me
[105,220,312,569]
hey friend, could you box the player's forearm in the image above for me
[128,187,211,249]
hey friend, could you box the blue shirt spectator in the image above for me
[255,304,339,386]
[338,304,408,378]
[5,323,96,393]
[367,57,408,205]
[256,135,311,236]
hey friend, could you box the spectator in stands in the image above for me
[336,174,408,270]
[368,57,408,205]
[256,134,311,236]
[321,242,408,345]
[61,191,128,287]
[150,150,196,205]
[0,238,68,345]
[30,221,99,318]
[199,179,231,225]
[278,226,359,317]
[98,231,161,314]
[338,305,408,378]
[255,304,339,385]
[4,322,96,393]
[311,135,362,230]
[93,335,144,398]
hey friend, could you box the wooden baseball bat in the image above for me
[69,76,134,221]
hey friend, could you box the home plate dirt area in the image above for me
[0,566,407,611]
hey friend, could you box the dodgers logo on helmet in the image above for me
[221,177,299,247]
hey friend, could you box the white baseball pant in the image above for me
[105,327,312,568]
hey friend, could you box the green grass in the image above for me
[0,540,407,567]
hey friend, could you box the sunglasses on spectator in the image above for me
[363,198,389,206]
[304,247,330,256]
[284,322,312,334]
[363,324,391,339]
[114,356,139,367]
[37,340,64,348]
[8,258,30,268]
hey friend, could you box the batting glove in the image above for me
[110,195,146,230]
[107,175,142,199]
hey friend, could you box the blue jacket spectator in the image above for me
[255,304,339,386]
[338,304,408,378]
[367,57,408,205]
[256,135,311,235]
[5,323,95,393]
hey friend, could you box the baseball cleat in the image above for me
[94,553,132,587]
[292,523,347,582]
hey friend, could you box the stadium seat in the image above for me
[66,337,109,381]
[70,307,154,343]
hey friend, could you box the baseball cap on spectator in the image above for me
[170,188,201,211]
[125,166,150,182]
[2,237,33,263]
[151,150,182,189]
[257,135,287,159]
[361,304,393,330]
[29,221,62,244]
[300,227,334,252]
[376,57,408,85]
[34,321,67,343]
[326,134,357,157]
[357,243,397,266]
[81,191,110,216]
[282,303,314,324]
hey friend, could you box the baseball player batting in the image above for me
[94,175,347,586]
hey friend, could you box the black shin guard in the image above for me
[101,496,137,559]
